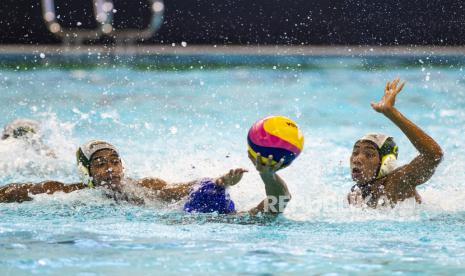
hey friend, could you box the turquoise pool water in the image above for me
[0,53,464,274]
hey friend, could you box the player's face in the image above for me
[90,149,123,189]
[350,141,380,184]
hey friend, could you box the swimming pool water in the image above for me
[0,53,464,274]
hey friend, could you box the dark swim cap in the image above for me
[2,119,40,140]
[184,179,236,214]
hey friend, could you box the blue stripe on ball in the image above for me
[248,136,296,166]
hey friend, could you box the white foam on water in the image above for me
[1,112,463,223]
[0,112,79,183]
[1,68,464,225]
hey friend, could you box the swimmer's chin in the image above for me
[95,178,123,189]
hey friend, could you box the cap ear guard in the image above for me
[76,148,94,188]
[377,153,397,178]
[376,140,398,179]
[77,161,94,188]
[379,139,398,159]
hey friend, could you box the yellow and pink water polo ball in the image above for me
[247,116,304,167]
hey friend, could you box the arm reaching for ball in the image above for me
[135,168,247,202]
[248,152,291,215]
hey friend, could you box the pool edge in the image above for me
[1,45,465,56]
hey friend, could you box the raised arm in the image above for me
[371,78,443,192]
[248,153,291,216]
[0,181,85,203]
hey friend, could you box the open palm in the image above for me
[371,77,405,114]
[216,168,248,186]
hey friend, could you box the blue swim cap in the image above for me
[184,179,236,214]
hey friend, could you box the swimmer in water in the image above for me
[0,140,291,215]
[1,118,56,158]
[347,77,443,208]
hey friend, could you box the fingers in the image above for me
[370,102,381,112]
[230,168,248,177]
[217,168,248,186]
[396,81,406,94]
[256,152,263,170]
[250,153,283,174]
[266,155,273,168]
[233,169,245,183]
[391,77,400,89]
[235,168,248,174]
[274,158,285,171]
[386,78,404,95]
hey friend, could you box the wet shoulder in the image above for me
[376,175,420,204]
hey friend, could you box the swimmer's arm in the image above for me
[137,169,247,202]
[372,78,443,190]
[136,177,196,202]
[248,154,291,216]
[0,181,86,203]
[249,173,291,216]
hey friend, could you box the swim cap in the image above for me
[2,119,40,140]
[76,140,119,187]
[358,133,398,179]
[184,179,236,214]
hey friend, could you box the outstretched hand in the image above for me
[248,152,284,176]
[371,77,405,115]
[215,168,248,186]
